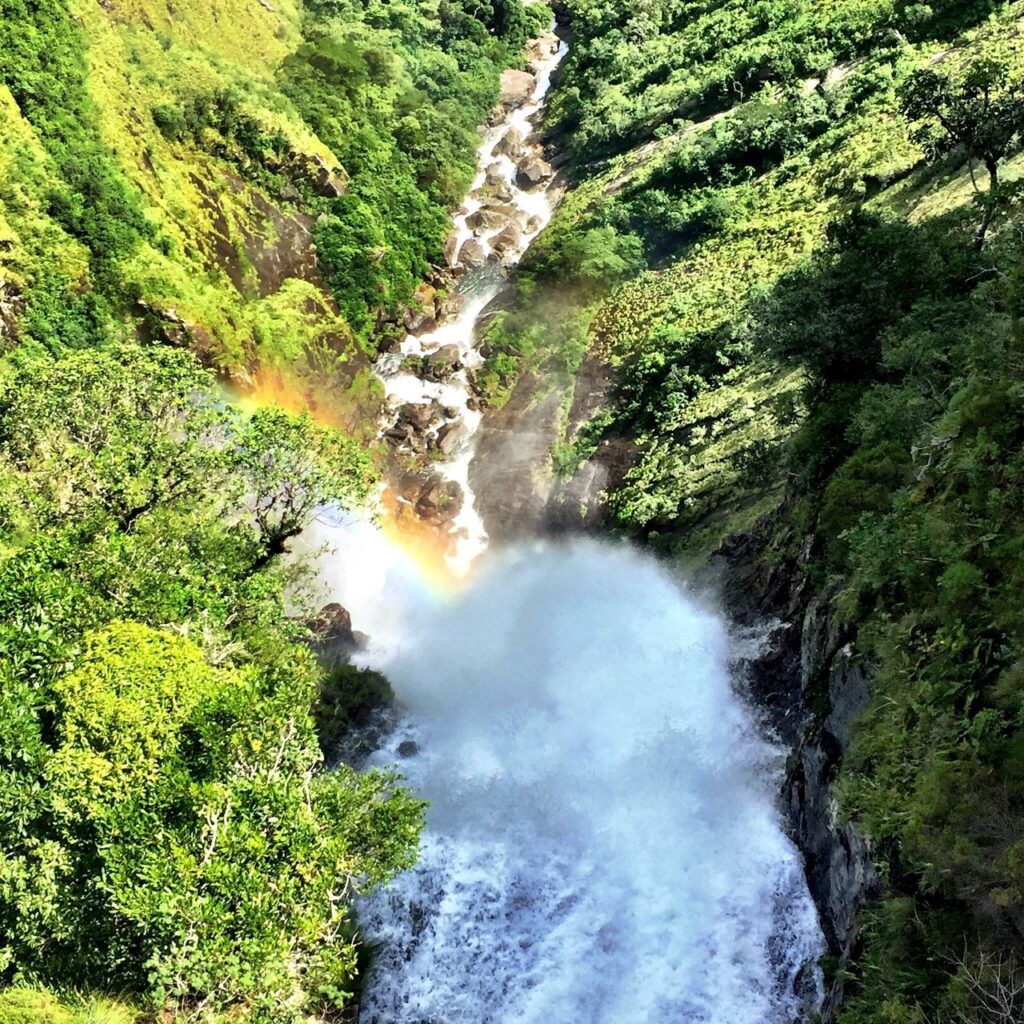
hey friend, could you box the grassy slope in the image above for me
[81,0,381,429]
[0,988,137,1024]
[512,3,1024,561]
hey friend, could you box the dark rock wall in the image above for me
[713,525,877,1021]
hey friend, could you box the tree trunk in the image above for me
[975,160,1000,251]
[246,531,294,575]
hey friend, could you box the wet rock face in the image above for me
[714,527,878,1023]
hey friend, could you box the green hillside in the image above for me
[0,0,544,425]
[485,1,1024,1020]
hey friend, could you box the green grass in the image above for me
[0,988,139,1024]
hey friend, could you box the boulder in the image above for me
[525,214,543,234]
[423,345,462,382]
[384,422,425,455]
[515,156,553,190]
[398,402,438,432]
[466,207,507,233]
[488,182,515,203]
[457,238,487,268]
[427,344,462,370]
[415,476,464,526]
[485,162,508,188]
[438,291,464,319]
[492,128,526,160]
[489,223,522,258]
[404,307,437,333]
[500,68,535,109]
[526,33,558,64]
[435,422,470,457]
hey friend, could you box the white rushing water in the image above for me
[307,15,824,1022]
[308,528,824,1024]
[374,28,569,572]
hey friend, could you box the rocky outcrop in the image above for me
[500,68,536,109]
[0,280,23,343]
[404,282,439,333]
[714,526,878,1021]
[298,153,348,198]
[515,156,554,190]
[311,602,359,664]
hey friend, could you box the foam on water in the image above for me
[308,525,824,1024]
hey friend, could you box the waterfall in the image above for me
[372,26,568,572]
[308,532,824,1023]
[305,16,825,1023]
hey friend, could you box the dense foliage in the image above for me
[486,0,1024,1020]
[0,345,422,1021]
[283,0,548,341]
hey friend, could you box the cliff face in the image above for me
[715,526,877,1021]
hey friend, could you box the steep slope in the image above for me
[468,2,1024,1021]
[0,0,546,428]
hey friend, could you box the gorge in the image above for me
[307,20,826,1021]
[2,1,1023,1022]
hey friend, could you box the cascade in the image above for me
[307,19,825,1023]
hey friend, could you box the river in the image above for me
[307,17,825,1024]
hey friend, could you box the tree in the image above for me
[232,407,374,570]
[560,226,645,291]
[899,60,1024,246]
[0,346,227,532]
[2,621,423,1018]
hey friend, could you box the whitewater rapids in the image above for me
[310,526,824,1024]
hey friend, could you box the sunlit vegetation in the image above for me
[484,1,1024,1020]
[0,0,545,409]
[0,345,422,1021]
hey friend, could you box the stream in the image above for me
[308,19,825,1024]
